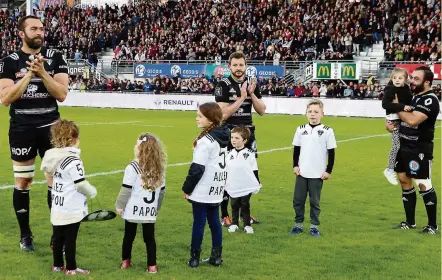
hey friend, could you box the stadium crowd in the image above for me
[383,0,441,62]
[70,73,441,100]
[0,0,440,100]
[1,0,428,62]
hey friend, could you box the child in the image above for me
[115,133,166,274]
[381,68,413,185]
[40,119,97,275]
[225,126,261,234]
[289,99,337,237]
[182,102,230,268]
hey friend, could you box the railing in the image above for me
[99,59,359,76]
[376,61,441,85]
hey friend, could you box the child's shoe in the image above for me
[121,259,132,269]
[289,225,303,235]
[147,265,158,273]
[65,268,90,275]
[250,215,260,224]
[228,225,239,233]
[310,227,321,237]
[221,216,232,227]
[244,226,254,234]
[51,266,65,272]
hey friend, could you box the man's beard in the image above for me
[231,70,245,80]
[24,34,43,50]
[411,83,424,94]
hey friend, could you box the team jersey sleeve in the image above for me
[53,52,69,75]
[214,80,230,103]
[0,56,16,80]
[292,128,301,146]
[66,159,86,184]
[414,95,439,117]
[122,163,138,188]
[326,128,338,149]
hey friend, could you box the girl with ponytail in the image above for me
[182,102,230,268]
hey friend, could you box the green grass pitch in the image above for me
[0,107,440,280]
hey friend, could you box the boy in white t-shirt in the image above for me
[289,99,337,237]
[225,126,261,234]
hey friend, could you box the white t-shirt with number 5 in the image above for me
[188,135,228,204]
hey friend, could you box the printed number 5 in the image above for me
[219,150,226,169]
[76,164,84,176]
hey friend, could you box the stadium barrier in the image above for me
[59,92,442,120]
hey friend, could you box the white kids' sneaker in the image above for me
[244,226,254,234]
[383,168,398,185]
[228,225,239,233]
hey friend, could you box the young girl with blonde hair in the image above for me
[41,119,97,275]
[115,133,167,274]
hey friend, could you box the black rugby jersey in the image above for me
[214,76,262,127]
[398,90,440,158]
[0,47,68,130]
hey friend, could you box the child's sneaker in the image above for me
[65,268,90,275]
[421,225,438,234]
[146,265,158,273]
[228,225,239,233]
[392,221,416,230]
[383,168,398,185]
[51,266,65,272]
[310,228,321,237]
[244,226,254,234]
[19,235,35,251]
[121,259,132,269]
[221,216,232,227]
[289,226,303,235]
[250,215,260,224]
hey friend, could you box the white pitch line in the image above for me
[78,121,142,125]
[0,132,391,190]
[132,124,176,128]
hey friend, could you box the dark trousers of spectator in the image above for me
[122,221,156,266]
[52,222,81,270]
[293,176,323,226]
[191,202,222,250]
[220,191,230,218]
[231,193,252,227]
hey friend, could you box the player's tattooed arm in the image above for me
[0,72,34,106]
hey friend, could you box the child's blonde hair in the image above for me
[51,119,79,148]
[389,68,409,83]
[306,99,324,111]
[231,125,251,143]
[137,133,167,191]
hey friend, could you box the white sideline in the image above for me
[0,132,392,190]
[78,121,142,125]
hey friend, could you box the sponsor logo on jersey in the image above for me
[27,84,38,95]
[16,68,28,78]
[11,147,32,156]
[409,160,420,172]
[215,86,222,97]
